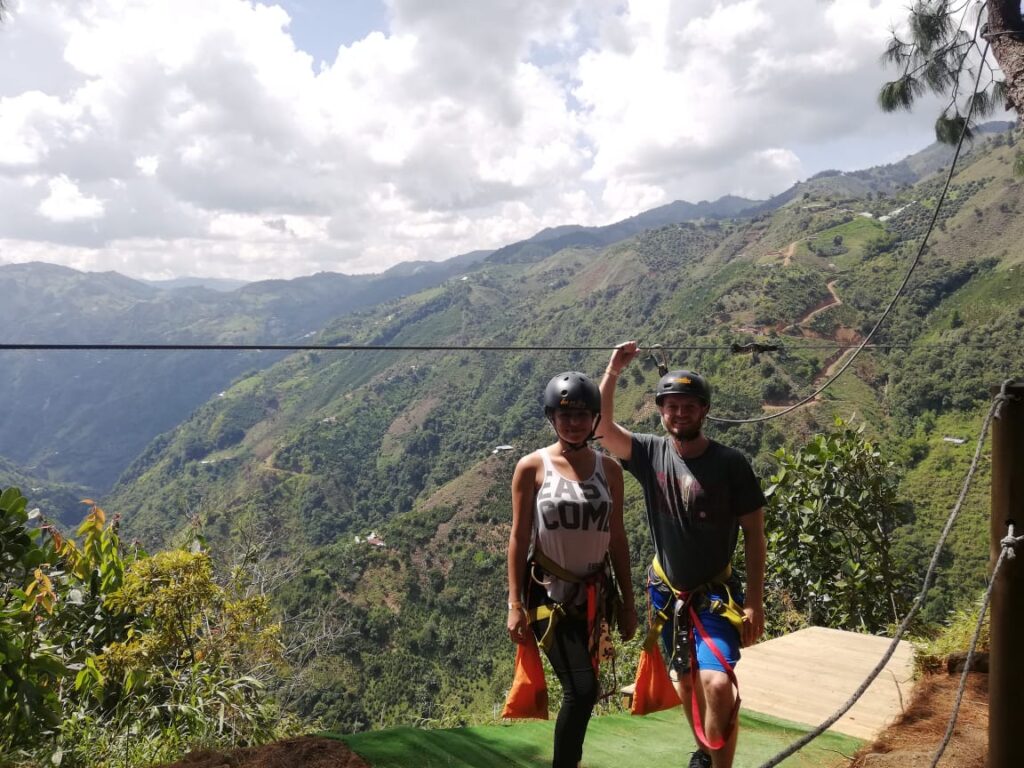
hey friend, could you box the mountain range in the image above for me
[3,122,1022,730]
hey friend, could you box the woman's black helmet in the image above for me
[543,371,601,413]
[654,369,711,407]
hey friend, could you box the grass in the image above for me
[334,708,862,767]
[795,217,885,269]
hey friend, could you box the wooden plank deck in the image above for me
[737,626,916,740]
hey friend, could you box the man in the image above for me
[598,341,766,768]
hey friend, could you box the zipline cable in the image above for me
[755,380,1010,768]
[0,340,1003,353]
[708,42,990,426]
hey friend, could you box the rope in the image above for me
[929,522,1023,767]
[755,383,1008,768]
[708,41,991,426]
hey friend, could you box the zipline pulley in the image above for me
[648,344,670,377]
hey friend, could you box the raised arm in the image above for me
[597,341,640,461]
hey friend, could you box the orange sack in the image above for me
[502,638,549,719]
[631,643,681,716]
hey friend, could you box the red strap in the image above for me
[585,580,600,675]
[687,603,741,752]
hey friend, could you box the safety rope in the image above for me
[754,381,1011,768]
[929,521,1023,767]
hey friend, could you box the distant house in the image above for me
[366,531,386,548]
[492,444,514,455]
[943,436,967,445]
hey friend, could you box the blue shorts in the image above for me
[648,580,742,675]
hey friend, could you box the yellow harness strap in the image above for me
[651,557,744,635]
[528,549,598,654]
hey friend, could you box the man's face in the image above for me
[658,394,708,441]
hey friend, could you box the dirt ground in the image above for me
[156,736,369,768]
[850,671,988,768]
[155,671,987,768]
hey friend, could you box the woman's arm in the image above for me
[507,453,538,643]
[604,456,637,641]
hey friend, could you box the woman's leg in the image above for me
[534,616,599,768]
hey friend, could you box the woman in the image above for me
[507,371,638,768]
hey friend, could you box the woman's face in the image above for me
[552,408,596,443]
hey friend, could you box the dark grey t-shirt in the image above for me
[623,434,766,590]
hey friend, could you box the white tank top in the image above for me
[533,448,613,604]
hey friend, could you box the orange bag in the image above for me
[502,638,549,719]
[630,644,681,715]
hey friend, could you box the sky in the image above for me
[0,0,975,281]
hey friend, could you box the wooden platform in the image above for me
[737,626,916,740]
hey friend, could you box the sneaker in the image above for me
[687,751,712,768]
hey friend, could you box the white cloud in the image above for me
[37,175,105,222]
[0,0,975,280]
[135,155,159,176]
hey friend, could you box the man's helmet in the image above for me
[543,371,601,413]
[654,369,711,407]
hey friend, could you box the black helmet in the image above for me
[654,369,711,407]
[543,371,601,413]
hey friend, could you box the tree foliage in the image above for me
[0,489,301,767]
[880,1,1022,143]
[764,420,913,634]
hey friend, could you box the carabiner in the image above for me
[648,344,670,377]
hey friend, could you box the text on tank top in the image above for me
[533,449,613,604]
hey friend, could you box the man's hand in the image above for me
[741,602,765,647]
[608,341,640,375]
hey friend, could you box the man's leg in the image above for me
[673,670,737,768]
[699,669,738,768]
[672,672,712,768]
[686,608,742,768]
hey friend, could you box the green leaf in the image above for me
[878,76,924,112]
[935,112,972,145]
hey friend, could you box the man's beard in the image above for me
[666,422,702,441]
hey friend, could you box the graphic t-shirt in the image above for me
[533,449,612,604]
[623,435,766,591]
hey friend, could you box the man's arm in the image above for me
[597,341,641,461]
[738,508,766,647]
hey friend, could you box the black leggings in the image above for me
[533,615,598,768]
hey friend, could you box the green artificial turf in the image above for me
[331,708,862,767]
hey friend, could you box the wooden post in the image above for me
[989,381,1024,768]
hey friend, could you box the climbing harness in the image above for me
[527,548,618,673]
[644,557,743,752]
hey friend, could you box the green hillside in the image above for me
[0,254,488,494]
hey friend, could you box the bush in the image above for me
[763,420,913,634]
[0,490,305,767]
